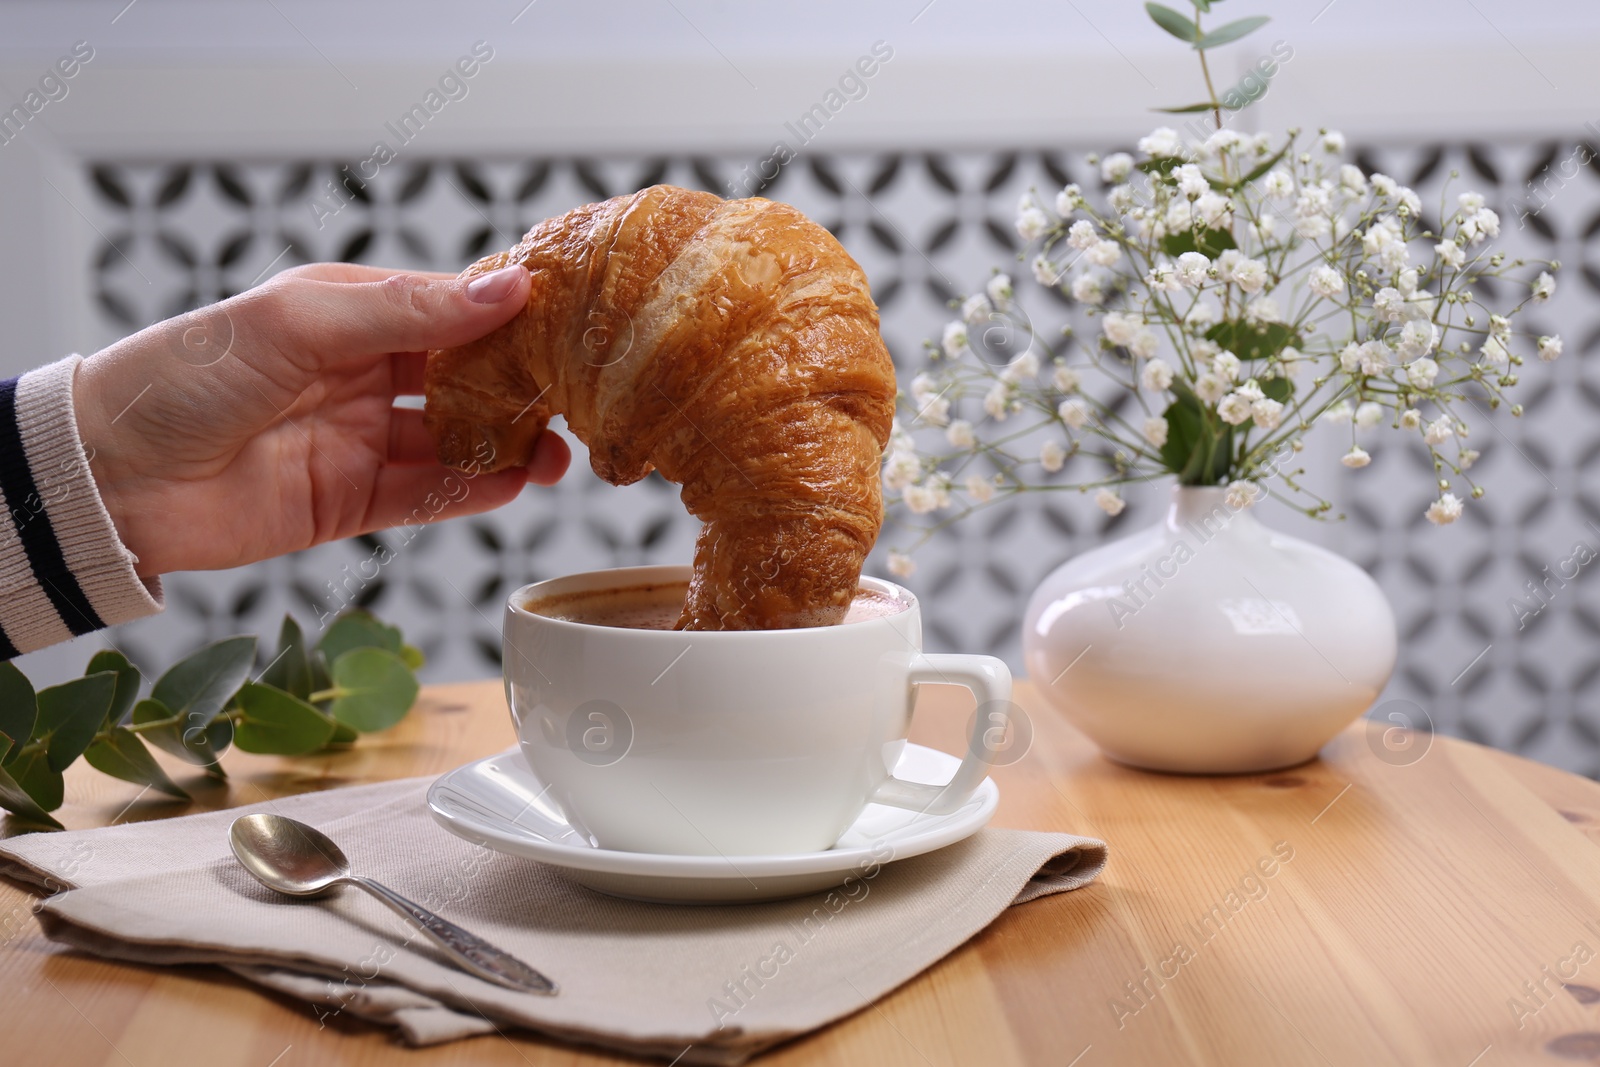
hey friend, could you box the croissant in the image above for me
[423,185,896,630]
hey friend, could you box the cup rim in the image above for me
[505,564,917,636]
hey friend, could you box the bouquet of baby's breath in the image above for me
[881,1,1559,578]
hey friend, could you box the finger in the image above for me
[391,351,428,395]
[386,407,438,465]
[364,464,530,533]
[525,430,572,486]
[276,262,460,285]
[258,265,530,358]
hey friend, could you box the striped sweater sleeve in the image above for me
[0,355,162,658]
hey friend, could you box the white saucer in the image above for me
[426,745,999,903]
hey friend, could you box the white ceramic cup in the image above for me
[502,565,1012,856]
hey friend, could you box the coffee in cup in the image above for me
[521,579,907,631]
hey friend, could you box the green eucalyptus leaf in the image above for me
[1191,414,1233,485]
[133,696,234,766]
[84,728,189,800]
[1154,101,1222,114]
[8,744,63,814]
[131,696,187,759]
[1226,141,1294,190]
[1161,388,1232,486]
[38,672,117,773]
[323,721,359,749]
[310,646,332,698]
[400,644,425,671]
[200,717,235,770]
[1206,320,1295,361]
[328,648,419,733]
[0,761,62,829]
[1146,2,1199,42]
[1260,377,1294,403]
[233,683,336,756]
[1136,157,1186,177]
[1195,15,1269,50]
[0,662,37,765]
[1162,231,1197,257]
[260,615,314,701]
[1192,0,1212,11]
[318,611,403,666]
[1218,67,1275,112]
[1212,430,1234,482]
[1160,392,1208,481]
[151,635,256,727]
[1162,227,1237,259]
[85,650,142,727]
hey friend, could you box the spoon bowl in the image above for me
[229,813,352,897]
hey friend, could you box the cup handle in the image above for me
[868,653,1013,817]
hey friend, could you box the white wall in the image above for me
[0,0,1596,376]
[1,0,1597,156]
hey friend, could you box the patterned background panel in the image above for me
[80,139,1600,775]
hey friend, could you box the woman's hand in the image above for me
[73,262,569,577]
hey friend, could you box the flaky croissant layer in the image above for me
[423,185,896,629]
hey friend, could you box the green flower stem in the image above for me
[892,470,1175,554]
[1195,37,1225,138]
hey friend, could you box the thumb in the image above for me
[262,265,531,359]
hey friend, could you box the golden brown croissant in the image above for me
[423,185,896,630]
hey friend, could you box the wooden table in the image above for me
[6,678,1600,1066]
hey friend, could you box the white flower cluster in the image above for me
[884,125,1559,558]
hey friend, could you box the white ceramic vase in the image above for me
[1022,486,1397,774]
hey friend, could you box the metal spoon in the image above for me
[229,812,555,994]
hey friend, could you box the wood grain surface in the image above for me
[5,677,1600,1066]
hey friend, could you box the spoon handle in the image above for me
[348,876,557,994]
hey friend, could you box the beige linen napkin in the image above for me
[0,775,1106,1064]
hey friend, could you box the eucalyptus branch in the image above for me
[0,609,425,830]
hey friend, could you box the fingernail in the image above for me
[465,266,525,304]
